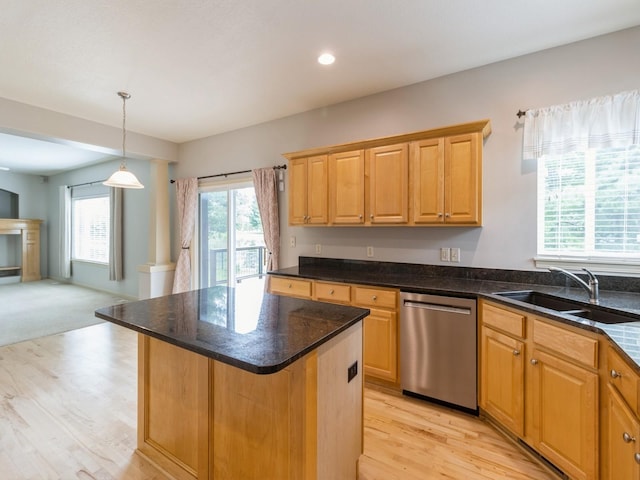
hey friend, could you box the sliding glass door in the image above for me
[199,181,266,288]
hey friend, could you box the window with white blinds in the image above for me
[538,145,640,259]
[72,195,110,263]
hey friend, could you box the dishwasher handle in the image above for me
[402,300,471,315]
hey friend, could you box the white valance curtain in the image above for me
[252,167,280,272]
[58,185,71,278]
[172,177,199,294]
[523,90,640,160]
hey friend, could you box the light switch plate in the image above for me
[440,247,450,262]
[451,248,461,262]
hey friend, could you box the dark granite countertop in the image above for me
[270,257,640,371]
[95,284,369,374]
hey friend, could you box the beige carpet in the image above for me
[0,279,128,347]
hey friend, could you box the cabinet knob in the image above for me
[513,349,520,356]
[635,453,640,465]
[437,213,443,217]
[530,358,538,365]
[359,214,363,220]
[370,214,374,220]
[623,432,636,443]
[329,289,334,295]
[611,369,623,379]
[372,295,377,301]
[288,283,292,288]
[445,213,451,218]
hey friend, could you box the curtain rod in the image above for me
[516,109,528,118]
[67,179,107,189]
[170,164,287,184]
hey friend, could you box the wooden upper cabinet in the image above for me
[329,150,365,225]
[288,155,328,225]
[367,143,408,224]
[445,133,481,225]
[283,119,491,227]
[411,133,481,225]
[411,138,444,223]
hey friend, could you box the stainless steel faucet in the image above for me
[549,267,599,305]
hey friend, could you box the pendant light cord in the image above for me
[118,91,131,168]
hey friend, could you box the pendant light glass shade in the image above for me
[104,91,144,189]
[104,164,144,188]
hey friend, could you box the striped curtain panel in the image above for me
[172,177,198,293]
[252,167,280,272]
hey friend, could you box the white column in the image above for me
[138,159,175,299]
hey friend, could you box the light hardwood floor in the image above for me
[0,323,555,479]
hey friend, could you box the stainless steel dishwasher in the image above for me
[400,292,477,412]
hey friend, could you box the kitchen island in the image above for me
[95,284,369,480]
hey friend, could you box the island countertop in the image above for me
[95,284,369,374]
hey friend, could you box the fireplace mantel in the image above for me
[0,218,42,282]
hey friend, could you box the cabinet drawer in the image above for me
[315,281,351,304]
[608,346,639,412]
[353,287,397,310]
[482,302,526,339]
[269,276,312,298]
[532,319,598,369]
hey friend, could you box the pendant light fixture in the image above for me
[103,91,144,189]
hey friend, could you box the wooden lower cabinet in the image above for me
[606,384,640,479]
[362,308,397,382]
[138,323,363,480]
[480,300,600,480]
[480,325,524,437]
[268,276,399,384]
[528,348,598,480]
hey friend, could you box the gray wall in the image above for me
[175,27,640,271]
[46,158,150,297]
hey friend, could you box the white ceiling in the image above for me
[1,0,640,175]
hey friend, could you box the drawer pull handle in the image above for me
[513,350,520,356]
[329,289,334,295]
[611,369,623,379]
[635,453,640,465]
[623,432,636,443]
[530,358,538,365]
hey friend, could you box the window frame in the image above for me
[196,176,266,289]
[71,193,110,265]
[535,145,640,274]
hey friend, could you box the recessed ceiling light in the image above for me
[318,53,335,65]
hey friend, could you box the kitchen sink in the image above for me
[494,290,639,324]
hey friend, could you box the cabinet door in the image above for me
[306,155,328,224]
[363,308,397,382]
[329,150,365,224]
[607,384,640,480]
[529,348,598,480]
[410,138,444,224]
[288,158,308,225]
[367,143,408,224]
[480,326,525,437]
[444,133,481,225]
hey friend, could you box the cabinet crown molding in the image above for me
[282,119,491,160]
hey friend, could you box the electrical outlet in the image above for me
[347,361,358,383]
[440,247,450,262]
[366,246,374,257]
[315,244,322,254]
[451,248,461,263]
[289,236,296,248]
